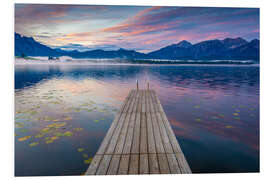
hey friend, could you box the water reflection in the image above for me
[15,64,259,175]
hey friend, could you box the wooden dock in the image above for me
[85,89,191,175]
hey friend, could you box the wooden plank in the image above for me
[151,113,165,153]
[122,112,136,154]
[175,153,192,174]
[146,112,156,154]
[149,90,159,112]
[148,91,155,113]
[128,154,139,174]
[118,154,130,175]
[142,90,146,113]
[96,112,122,155]
[114,113,131,154]
[152,92,182,154]
[166,154,181,174]
[157,154,170,174]
[134,90,141,112]
[118,90,134,113]
[107,155,121,175]
[145,90,150,113]
[127,90,137,113]
[86,89,191,175]
[96,155,112,175]
[154,93,190,174]
[140,112,147,154]
[95,91,135,155]
[105,113,127,154]
[149,154,160,174]
[129,90,139,113]
[131,112,140,154]
[159,112,182,153]
[123,90,136,113]
[139,154,149,174]
[85,155,103,175]
[95,90,134,155]
[155,112,174,153]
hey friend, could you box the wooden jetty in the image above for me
[85,86,191,175]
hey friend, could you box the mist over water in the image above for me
[15,64,259,175]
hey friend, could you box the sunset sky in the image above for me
[15,4,259,53]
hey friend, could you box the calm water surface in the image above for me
[15,64,259,176]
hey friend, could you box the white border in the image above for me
[1,0,270,180]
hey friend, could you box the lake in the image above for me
[15,64,259,176]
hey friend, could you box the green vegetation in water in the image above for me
[18,136,31,142]
[29,142,39,147]
[82,154,88,158]
[77,148,84,152]
[63,131,73,137]
[195,118,201,122]
[84,157,93,164]
[74,128,83,132]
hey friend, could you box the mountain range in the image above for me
[15,33,259,61]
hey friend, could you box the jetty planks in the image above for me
[85,89,191,175]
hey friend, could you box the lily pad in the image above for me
[233,113,239,116]
[18,136,31,142]
[82,154,88,158]
[84,157,93,164]
[225,125,233,129]
[55,132,65,137]
[194,105,200,109]
[47,122,66,129]
[74,128,83,132]
[235,109,241,112]
[46,140,53,144]
[35,134,44,138]
[41,128,50,133]
[195,118,201,122]
[51,136,59,140]
[63,131,73,137]
[29,142,39,147]
[234,117,240,120]
[77,148,84,152]
[63,116,72,121]
[93,120,99,123]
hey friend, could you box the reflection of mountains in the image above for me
[15,65,143,89]
[149,66,259,90]
[15,65,259,94]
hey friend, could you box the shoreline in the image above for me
[14,58,259,67]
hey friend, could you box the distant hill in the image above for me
[149,37,259,61]
[15,33,62,57]
[15,33,259,61]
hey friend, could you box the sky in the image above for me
[15,4,259,53]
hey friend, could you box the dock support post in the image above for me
[147,82,149,90]
[136,80,139,90]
